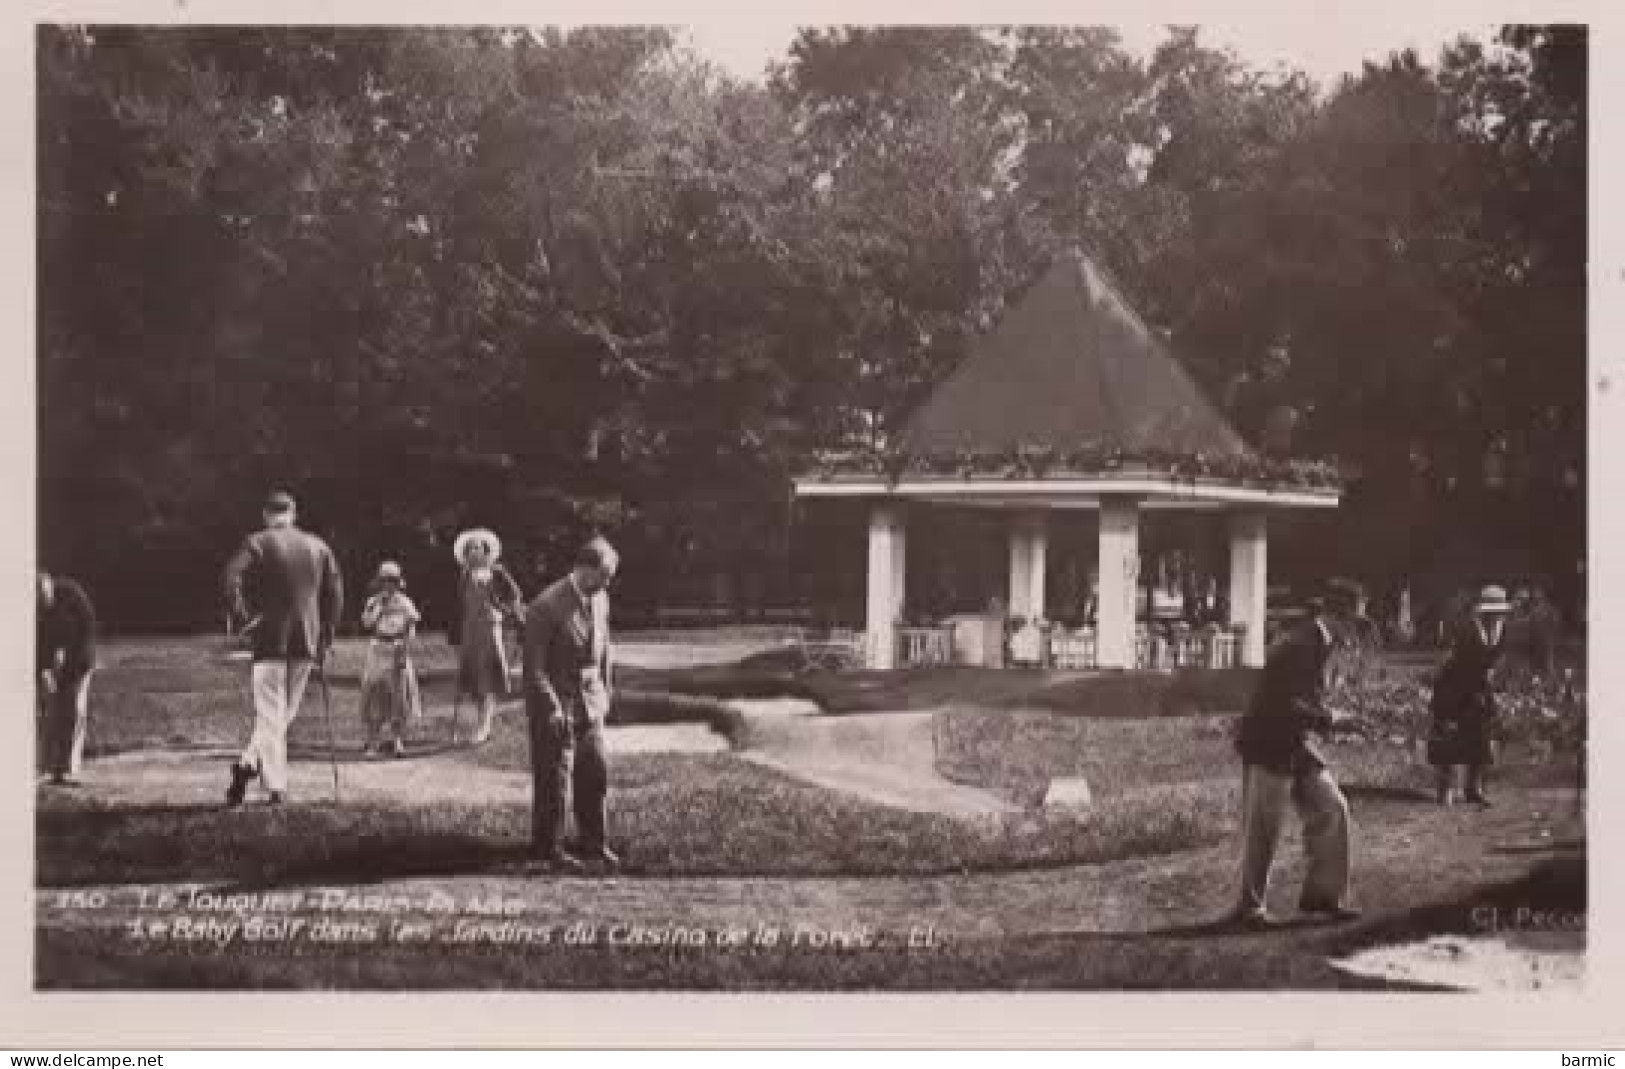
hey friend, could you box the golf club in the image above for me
[314,651,341,803]
[394,637,410,755]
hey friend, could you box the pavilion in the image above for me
[792,249,1342,671]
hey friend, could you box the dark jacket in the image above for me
[1431,618,1506,719]
[38,577,97,680]
[1427,617,1505,767]
[223,523,344,662]
[1235,617,1336,775]
[521,574,613,725]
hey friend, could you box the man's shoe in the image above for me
[1299,899,1363,921]
[528,849,585,874]
[48,773,81,788]
[1225,909,1281,932]
[268,791,287,805]
[225,762,256,807]
[1465,791,1492,807]
[576,844,620,868]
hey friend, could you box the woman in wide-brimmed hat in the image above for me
[359,560,423,757]
[1427,584,1514,806]
[449,528,523,745]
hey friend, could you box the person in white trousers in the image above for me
[37,571,97,786]
[1227,586,1361,929]
[222,491,344,806]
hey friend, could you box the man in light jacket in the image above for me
[222,491,344,806]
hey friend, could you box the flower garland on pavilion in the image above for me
[806,442,1346,493]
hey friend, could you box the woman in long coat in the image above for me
[1428,585,1513,806]
[449,528,524,745]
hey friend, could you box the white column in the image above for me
[891,512,908,629]
[866,503,906,669]
[1228,510,1268,668]
[1096,496,1141,669]
[1007,512,1048,620]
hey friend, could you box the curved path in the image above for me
[38,740,1583,946]
[729,703,1021,817]
[44,639,1586,990]
[61,723,727,809]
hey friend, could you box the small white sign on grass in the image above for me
[1043,776,1093,808]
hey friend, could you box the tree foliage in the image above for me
[37,24,1586,631]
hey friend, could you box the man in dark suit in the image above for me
[222,491,344,806]
[1227,585,1361,928]
[37,570,97,786]
[521,535,619,871]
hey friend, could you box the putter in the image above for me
[394,640,409,755]
[315,652,341,802]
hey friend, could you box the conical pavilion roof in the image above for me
[899,249,1253,459]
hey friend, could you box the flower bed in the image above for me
[806,443,1345,493]
[1323,659,1587,756]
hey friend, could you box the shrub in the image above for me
[1020,668,1258,718]
[733,643,865,676]
[606,690,746,744]
[1323,658,1586,754]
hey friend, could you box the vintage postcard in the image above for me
[4,0,1620,1049]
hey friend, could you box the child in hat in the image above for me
[360,560,423,757]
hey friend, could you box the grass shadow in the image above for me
[283,741,481,764]
[1342,784,1440,804]
[84,742,241,760]
[212,837,539,893]
[285,746,393,765]
[36,799,537,889]
[1489,840,1586,856]
[40,801,225,822]
[1321,855,1586,959]
[1147,914,1350,939]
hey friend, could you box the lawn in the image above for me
[37,748,1242,886]
[614,654,1259,717]
[934,710,1579,807]
[75,633,751,759]
[45,637,1244,885]
[49,634,1583,887]
[35,634,1589,990]
[37,851,1583,991]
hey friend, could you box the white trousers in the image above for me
[1237,764,1353,914]
[42,672,92,777]
[243,660,313,792]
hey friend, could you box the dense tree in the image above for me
[36,24,1586,633]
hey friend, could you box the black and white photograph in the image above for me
[29,14,1588,1000]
